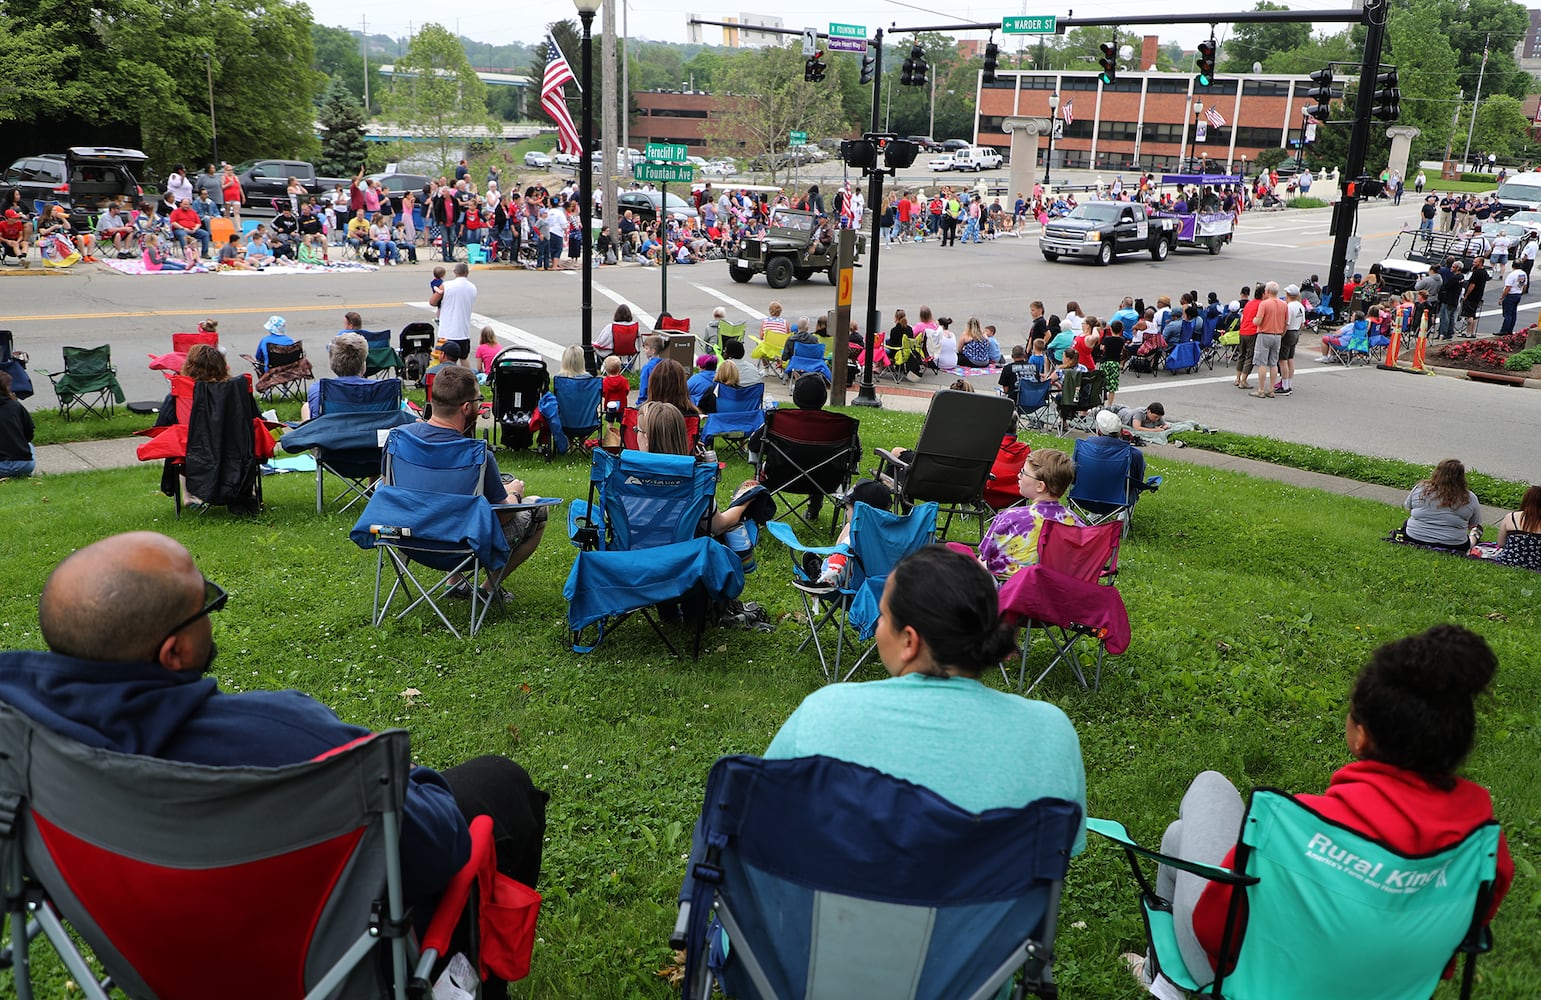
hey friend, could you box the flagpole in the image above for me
[1461,34,1489,172]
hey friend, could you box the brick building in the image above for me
[631,90,750,156]
[974,68,1314,173]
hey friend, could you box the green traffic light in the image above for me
[1198,73,1211,86]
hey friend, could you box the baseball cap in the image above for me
[1285,284,1300,296]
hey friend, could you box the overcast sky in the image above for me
[305,0,1355,53]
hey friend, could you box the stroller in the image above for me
[398,322,436,387]
[486,348,549,451]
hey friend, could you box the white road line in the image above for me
[1113,362,1362,394]
[404,300,564,362]
[562,273,657,328]
[690,284,766,320]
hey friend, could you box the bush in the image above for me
[1503,344,1541,371]
[1287,196,1329,209]
[1462,172,1498,184]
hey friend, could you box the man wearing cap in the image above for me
[0,531,547,912]
[1085,409,1151,502]
[425,338,467,379]
[1276,284,1306,395]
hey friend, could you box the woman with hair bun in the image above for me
[1137,624,1514,990]
[764,545,1087,851]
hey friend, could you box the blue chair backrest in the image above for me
[1070,438,1133,507]
[1165,341,1201,370]
[715,380,765,413]
[360,329,393,351]
[789,339,826,366]
[382,429,489,495]
[1346,319,1370,353]
[552,375,603,433]
[318,378,401,414]
[680,754,1081,1000]
[848,501,938,590]
[1015,376,1054,411]
[591,449,718,550]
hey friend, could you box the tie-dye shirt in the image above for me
[978,500,1083,578]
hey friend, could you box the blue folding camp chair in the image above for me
[564,449,745,657]
[279,377,411,513]
[350,428,511,637]
[547,375,603,460]
[1013,376,1055,432]
[1327,318,1374,366]
[1089,789,1500,1000]
[783,339,832,384]
[361,329,402,379]
[766,501,938,682]
[1164,340,1202,375]
[672,754,1082,1000]
[1067,437,1160,537]
[700,381,765,459]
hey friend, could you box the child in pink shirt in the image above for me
[475,325,502,373]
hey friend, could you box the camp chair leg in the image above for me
[4,910,41,1000]
[31,901,112,1000]
[316,465,325,514]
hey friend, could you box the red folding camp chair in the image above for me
[134,374,278,516]
[658,315,691,334]
[616,405,700,452]
[997,520,1129,693]
[0,705,540,1000]
[147,330,221,373]
[609,322,641,372]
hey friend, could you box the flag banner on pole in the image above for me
[542,32,581,156]
[1204,106,1226,128]
[1061,101,1073,126]
[1195,121,1207,143]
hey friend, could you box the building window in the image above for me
[1019,76,1056,90]
[1203,80,1239,96]
[1231,125,1286,147]
[982,76,1016,89]
[1098,120,1139,141]
[1147,79,1192,93]
[980,115,1007,133]
[1103,78,1142,93]
[1244,80,1294,96]
[1061,76,1101,91]
[1062,119,1094,138]
[1141,122,1184,143]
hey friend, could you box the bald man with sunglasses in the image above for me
[0,531,547,911]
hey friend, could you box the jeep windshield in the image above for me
[1067,204,1125,223]
[767,211,814,234]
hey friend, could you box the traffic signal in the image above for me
[982,41,1000,83]
[901,43,927,87]
[1098,41,1117,85]
[804,51,826,83]
[1195,39,1216,87]
[884,137,920,169]
[841,138,877,170]
[860,45,877,86]
[1373,67,1400,121]
[1304,67,1335,119]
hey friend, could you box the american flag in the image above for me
[542,33,581,156]
[1204,106,1226,128]
[1061,101,1073,126]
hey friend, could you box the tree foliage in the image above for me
[1465,94,1532,159]
[699,42,854,183]
[380,23,494,172]
[317,78,369,176]
[312,24,383,111]
[1219,3,1312,73]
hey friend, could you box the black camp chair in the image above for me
[875,389,1016,540]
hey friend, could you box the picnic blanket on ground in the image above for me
[954,364,1003,377]
[1130,419,1211,446]
[102,258,377,276]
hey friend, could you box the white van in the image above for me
[948,146,1003,172]
[1495,171,1541,214]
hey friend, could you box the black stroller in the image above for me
[398,323,436,387]
[486,348,550,451]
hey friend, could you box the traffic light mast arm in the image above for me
[1324,0,1390,316]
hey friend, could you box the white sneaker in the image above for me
[905,372,921,383]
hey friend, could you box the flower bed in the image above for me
[1431,330,1532,372]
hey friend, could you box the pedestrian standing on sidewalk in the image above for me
[1461,258,1489,339]
[1498,266,1528,336]
[1277,284,1306,394]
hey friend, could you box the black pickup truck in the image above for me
[1039,202,1180,265]
[232,160,350,210]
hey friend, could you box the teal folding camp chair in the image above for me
[41,345,125,420]
[1089,789,1501,1000]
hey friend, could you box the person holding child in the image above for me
[977,448,1083,579]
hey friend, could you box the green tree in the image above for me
[312,24,383,110]
[1385,3,1460,163]
[1464,94,1531,159]
[380,23,494,171]
[699,41,854,184]
[1259,31,1357,75]
[317,78,369,176]
[1219,2,1311,73]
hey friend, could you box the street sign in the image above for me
[789,131,808,146]
[634,162,694,184]
[828,21,867,52]
[1051,120,1064,140]
[802,27,818,57]
[1002,15,1057,34]
[644,142,688,163]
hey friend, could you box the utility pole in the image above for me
[1461,33,1489,170]
[855,29,885,408]
[601,0,619,245]
[621,0,631,157]
[361,17,369,109]
[1324,0,1389,313]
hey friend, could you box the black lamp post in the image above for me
[1044,91,1058,184]
[575,0,602,373]
[1187,100,1203,172]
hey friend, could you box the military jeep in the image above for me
[727,209,865,289]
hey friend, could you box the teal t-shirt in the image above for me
[764,673,1087,854]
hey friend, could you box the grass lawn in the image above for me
[2,405,1538,998]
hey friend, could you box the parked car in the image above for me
[940,138,971,153]
[702,160,736,177]
[524,150,552,169]
[232,159,350,209]
[617,189,698,223]
[0,147,147,231]
[365,172,432,216]
[551,150,580,168]
[1504,209,1541,234]
[685,156,709,169]
[928,154,956,172]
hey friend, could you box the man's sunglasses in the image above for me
[162,577,228,642]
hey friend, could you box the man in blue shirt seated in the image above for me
[0,530,548,912]
[400,366,547,602]
[301,330,376,420]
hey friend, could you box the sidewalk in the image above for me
[27,414,1505,526]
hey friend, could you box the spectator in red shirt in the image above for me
[1132,624,1514,992]
[1233,283,1263,389]
[169,199,210,259]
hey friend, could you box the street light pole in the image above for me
[575,0,602,374]
[203,54,218,166]
[855,29,884,408]
[1045,91,1059,184]
[1187,100,1203,172]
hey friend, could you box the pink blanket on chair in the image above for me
[998,563,1131,655]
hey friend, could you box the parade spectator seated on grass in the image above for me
[1483,485,1541,571]
[0,530,549,924]
[1393,458,1484,551]
[1084,409,1156,501]
[1128,624,1512,991]
[0,370,35,478]
[301,332,372,421]
[976,448,1083,579]
[764,544,1087,852]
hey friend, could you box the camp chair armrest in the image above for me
[1087,817,1257,886]
[419,814,496,959]
[764,519,845,558]
[1140,476,1162,492]
[873,447,911,471]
